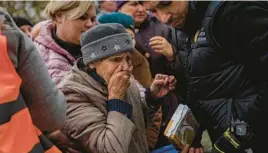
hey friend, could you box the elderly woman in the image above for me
[55,23,176,153]
[98,12,162,149]
[34,1,96,85]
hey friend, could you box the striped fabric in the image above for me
[0,30,61,153]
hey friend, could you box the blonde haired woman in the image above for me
[34,1,97,85]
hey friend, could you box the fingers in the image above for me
[150,36,165,42]
[168,75,177,90]
[164,76,169,85]
[189,148,203,153]
[155,74,175,85]
[112,65,122,76]
[152,48,164,54]
[117,71,130,80]
[181,144,190,153]
[189,147,195,153]
[111,65,132,81]
[153,79,165,86]
[149,39,163,45]
[168,75,176,83]
[109,70,129,87]
[149,37,166,47]
[155,74,167,80]
[150,45,164,50]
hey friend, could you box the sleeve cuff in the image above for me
[145,88,164,108]
[107,99,133,119]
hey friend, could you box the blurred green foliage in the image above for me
[0,1,49,24]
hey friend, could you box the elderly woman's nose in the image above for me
[121,61,132,71]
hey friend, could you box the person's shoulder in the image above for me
[215,1,268,19]
[1,8,18,30]
[0,8,24,41]
[212,1,268,30]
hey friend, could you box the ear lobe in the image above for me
[88,63,95,69]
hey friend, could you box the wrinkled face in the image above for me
[93,52,133,83]
[55,7,97,44]
[142,1,189,28]
[19,25,32,37]
[99,1,117,12]
[118,1,147,27]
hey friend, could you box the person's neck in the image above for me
[56,27,79,45]
[52,27,82,60]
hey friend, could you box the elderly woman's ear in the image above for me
[88,63,95,69]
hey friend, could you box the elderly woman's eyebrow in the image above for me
[109,55,123,59]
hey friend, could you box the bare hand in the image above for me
[181,144,204,153]
[150,74,176,99]
[108,65,133,100]
[149,36,174,61]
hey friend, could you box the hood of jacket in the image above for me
[34,20,76,63]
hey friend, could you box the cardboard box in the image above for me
[164,104,200,150]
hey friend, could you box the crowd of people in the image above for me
[1,1,268,153]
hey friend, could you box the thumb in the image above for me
[153,79,164,86]
[181,144,190,153]
[150,79,164,93]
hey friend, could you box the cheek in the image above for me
[121,7,135,17]
[68,21,85,38]
[73,21,86,32]
[96,63,118,83]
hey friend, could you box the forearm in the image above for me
[166,51,188,99]
[145,88,164,108]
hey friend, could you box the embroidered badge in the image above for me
[101,46,107,51]
[125,39,130,44]
[90,53,96,59]
[114,44,120,51]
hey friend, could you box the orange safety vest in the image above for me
[0,30,61,153]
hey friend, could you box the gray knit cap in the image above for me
[81,23,135,65]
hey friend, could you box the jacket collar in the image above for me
[182,1,210,37]
[72,59,108,95]
[34,20,76,63]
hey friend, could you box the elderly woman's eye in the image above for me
[126,56,131,62]
[110,57,121,62]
